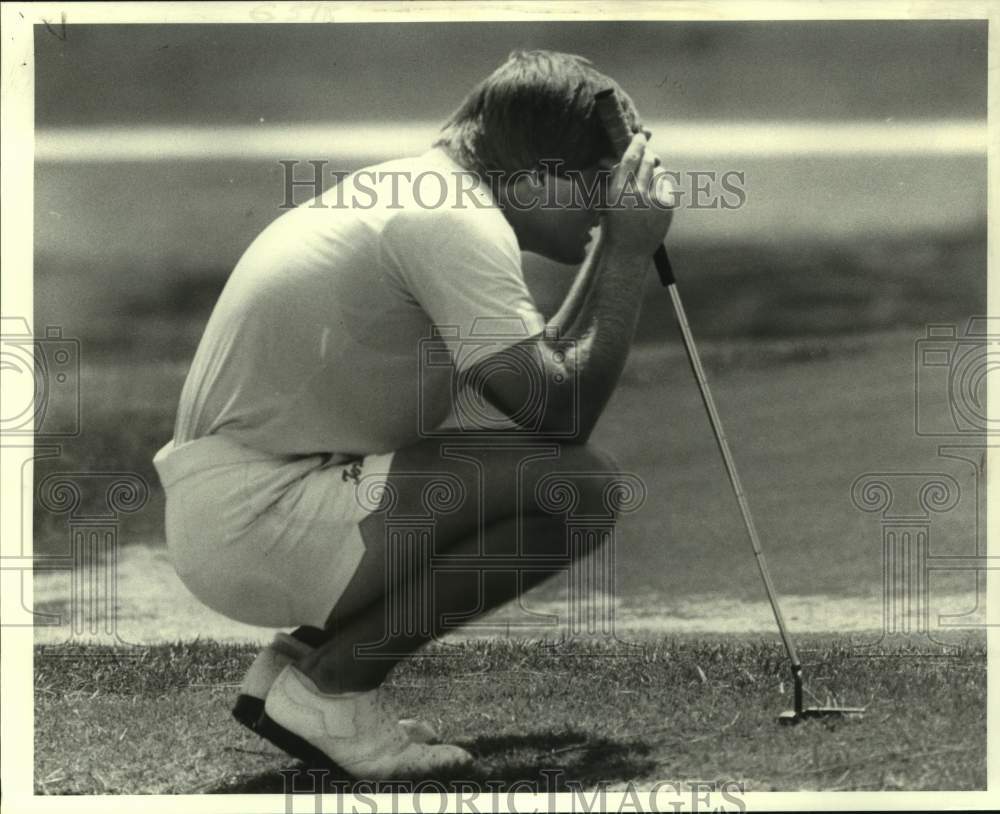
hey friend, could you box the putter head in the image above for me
[778,706,866,725]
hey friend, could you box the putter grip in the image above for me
[594,89,675,287]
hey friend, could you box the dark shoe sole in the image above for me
[232,694,264,731]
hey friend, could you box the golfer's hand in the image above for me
[602,133,676,257]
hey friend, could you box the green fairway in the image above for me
[34,635,985,794]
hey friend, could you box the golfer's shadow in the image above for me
[210,730,657,793]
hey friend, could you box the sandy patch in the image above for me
[31,544,982,647]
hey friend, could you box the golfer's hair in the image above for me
[433,50,641,180]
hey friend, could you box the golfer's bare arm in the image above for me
[475,133,674,442]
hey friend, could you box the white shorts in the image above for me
[153,434,395,628]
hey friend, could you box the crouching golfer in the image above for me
[153,50,673,779]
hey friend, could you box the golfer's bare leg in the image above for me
[297,435,622,693]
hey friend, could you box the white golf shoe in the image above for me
[258,665,473,779]
[233,633,439,744]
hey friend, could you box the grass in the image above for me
[34,634,985,794]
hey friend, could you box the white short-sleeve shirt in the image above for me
[173,148,548,457]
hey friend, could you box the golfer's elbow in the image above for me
[470,341,606,441]
[530,372,607,444]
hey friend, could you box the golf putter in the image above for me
[594,88,864,725]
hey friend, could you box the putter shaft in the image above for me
[666,283,802,673]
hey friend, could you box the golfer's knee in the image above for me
[580,443,622,479]
[538,442,623,518]
[553,440,619,475]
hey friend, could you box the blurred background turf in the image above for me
[33,21,986,353]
